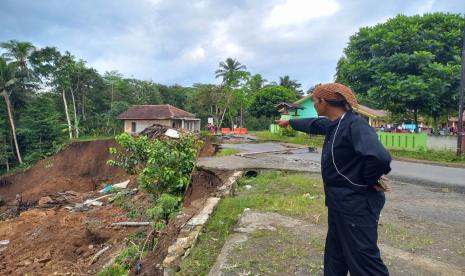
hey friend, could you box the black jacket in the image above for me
[289,112,391,215]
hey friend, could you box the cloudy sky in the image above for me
[1,0,464,89]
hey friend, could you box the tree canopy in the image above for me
[0,43,312,172]
[249,85,298,118]
[336,13,464,130]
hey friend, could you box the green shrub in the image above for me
[279,126,297,137]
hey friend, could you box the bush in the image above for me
[108,132,202,231]
[279,126,297,137]
[146,193,181,222]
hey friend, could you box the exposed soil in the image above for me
[184,169,222,207]
[131,168,233,276]
[0,139,140,275]
[0,137,235,275]
[0,203,138,275]
[198,141,220,157]
[0,139,132,203]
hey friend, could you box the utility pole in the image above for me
[457,14,465,156]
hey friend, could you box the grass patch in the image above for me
[381,223,433,252]
[389,148,465,164]
[79,134,114,141]
[224,227,322,275]
[216,148,241,157]
[255,131,324,148]
[178,171,325,275]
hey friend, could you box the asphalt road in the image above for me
[220,143,465,192]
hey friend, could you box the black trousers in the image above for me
[324,208,389,276]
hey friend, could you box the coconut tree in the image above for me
[215,58,247,87]
[279,75,303,96]
[214,58,249,128]
[1,40,35,78]
[0,58,22,164]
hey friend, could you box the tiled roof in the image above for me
[355,104,388,118]
[117,105,197,120]
[276,102,304,110]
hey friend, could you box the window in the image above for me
[131,122,137,133]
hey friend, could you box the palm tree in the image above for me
[215,58,247,87]
[0,58,22,164]
[215,58,248,129]
[279,75,303,96]
[0,40,35,74]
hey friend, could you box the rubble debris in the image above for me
[64,194,112,212]
[0,240,9,246]
[111,222,151,227]
[36,191,84,209]
[99,185,113,194]
[139,124,169,139]
[165,129,180,139]
[112,180,130,189]
[236,147,301,157]
[89,245,111,265]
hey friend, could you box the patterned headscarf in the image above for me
[312,83,358,109]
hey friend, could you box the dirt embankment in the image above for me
[0,139,137,275]
[0,139,131,204]
[0,138,228,275]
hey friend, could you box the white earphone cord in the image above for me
[331,113,368,187]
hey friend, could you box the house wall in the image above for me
[124,119,201,133]
[124,119,172,133]
[296,98,318,118]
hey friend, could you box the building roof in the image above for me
[294,94,312,105]
[117,105,197,120]
[355,104,388,118]
[276,102,304,110]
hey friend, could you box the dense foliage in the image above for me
[336,13,464,131]
[0,41,306,172]
[108,133,202,229]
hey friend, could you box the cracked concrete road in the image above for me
[198,143,465,192]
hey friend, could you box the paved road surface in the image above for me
[219,143,465,192]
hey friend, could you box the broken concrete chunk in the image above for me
[83,200,104,207]
[112,180,130,189]
[165,129,180,138]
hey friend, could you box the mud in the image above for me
[0,139,131,204]
[131,170,236,276]
[0,205,137,275]
[0,137,228,275]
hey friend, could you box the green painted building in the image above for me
[270,94,387,133]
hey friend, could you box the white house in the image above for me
[117,104,201,133]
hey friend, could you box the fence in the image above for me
[377,132,427,151]
[270,124,280,133]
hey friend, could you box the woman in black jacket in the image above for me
[277,83,390,276]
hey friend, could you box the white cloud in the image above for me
[2,0,464,88]
[264,0,340,28]
[182,46,207,62]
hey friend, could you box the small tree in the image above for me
[249,85,298,118]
